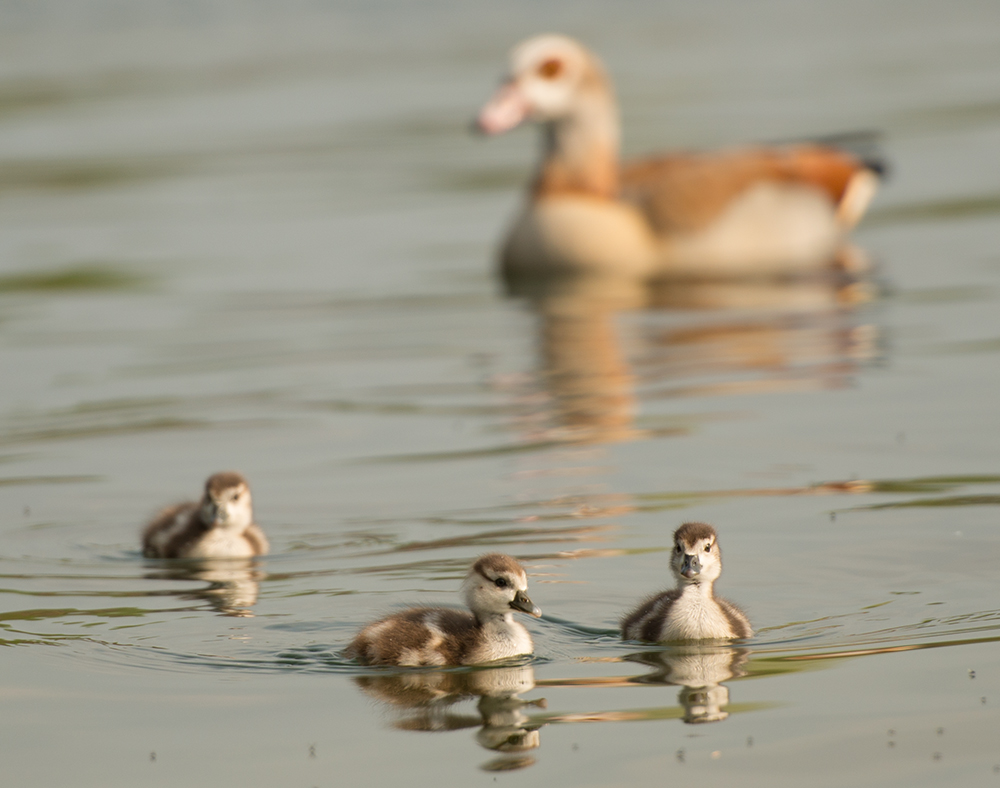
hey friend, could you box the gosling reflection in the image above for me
[628,644,749,724]
[354,664,545,771]
[508,269,878,445]
[143,558,264,616]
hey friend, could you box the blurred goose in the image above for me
[142,472,269,559]
[477,35,881,279]
[345,553,541,666]
[622,522,751,641]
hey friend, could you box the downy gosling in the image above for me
[622,522,751,642]
[345,553,542,666]
[142,472,269,559]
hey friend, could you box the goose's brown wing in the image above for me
[621,146,871,234]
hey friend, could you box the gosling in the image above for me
[141,472,269,559]
[345,553,542,666]
[622,522,751,642]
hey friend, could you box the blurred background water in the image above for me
[2,0,1000,785]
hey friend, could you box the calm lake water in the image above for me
[2,1,1000,785]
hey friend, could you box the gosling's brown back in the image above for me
[345,608,483,666]
[142,502,203,559]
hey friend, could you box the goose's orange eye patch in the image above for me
[537,58,563,80]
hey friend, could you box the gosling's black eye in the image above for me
[704,543,712,552]
[675,544,682,553]
[494,577,508,589]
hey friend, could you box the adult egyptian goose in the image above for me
[622,522,751,642]
[345,553,542,666]
[477,35,881,279]
[141,472,269,559]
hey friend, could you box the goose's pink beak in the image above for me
[476,81,530,135]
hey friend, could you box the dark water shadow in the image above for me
[0,264,150,293]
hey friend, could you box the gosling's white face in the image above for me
[463,555,542,619]
[199,477,253,533]
[477,35,596,133]
[671,527,723,586]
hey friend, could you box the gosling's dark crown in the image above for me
[473,553,527,584]
[205,471,248,497]
[674,522,717,547]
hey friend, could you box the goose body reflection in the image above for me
[345,554,541,666]
[513,272,877,446]
[477,35,880,280]
[354,664,543,771]
[141,472,269,559]
[631,645,749,724]
[146,559,265,616]
[622,522,751,642]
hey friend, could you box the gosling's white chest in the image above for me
[659,587,736,641]
[467,617,533,664]
[182,529,256,559]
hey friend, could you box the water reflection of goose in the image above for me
[141,472,269,559]
[622,522,751,642]
[477,35,881,280]
[144,558,265,616]
[510,271,877,445]
[354,664,544,771]
[628,645,749,724]
[344,554,542,666]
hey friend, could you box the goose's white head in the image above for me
[198,472,254,533]
[477,35,612,134]
[462,553,542,619]
[670,522,724,585]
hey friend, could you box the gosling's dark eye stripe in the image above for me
[474,564,527,587]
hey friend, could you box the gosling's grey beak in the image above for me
[201,500,225,527]
[681,553,701,580]
[510,590,542,618]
